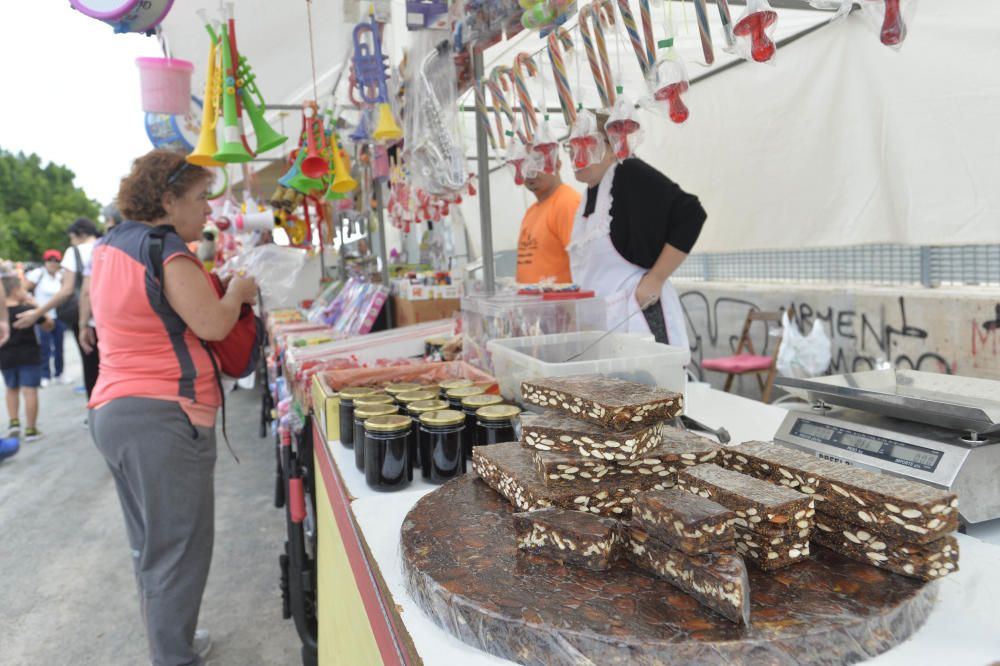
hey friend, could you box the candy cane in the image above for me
[579,1,616,108]
[473,79,497,151]
[617,0,655,77]
[717,0,735,49]
[488,66,525,146]
[547,27,576,126]
[693,0,715,64]
[512,52,539,140]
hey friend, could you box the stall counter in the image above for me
[313,385,1000,665]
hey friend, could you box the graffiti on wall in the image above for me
[678,289,999,381]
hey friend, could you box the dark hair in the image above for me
[67,217,101,239]
[1,275,22,293]
[117,149,211,222]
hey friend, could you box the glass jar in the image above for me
[445,385,487,412]
[419,410,466,484]
[476,404,523,449]
[353,404,399,472]
[438,378,474,401]
[406,399,449,473]
[395,389,438,409]
[338,386,380,448]
[363,414,413,491]
[385,382,423,399]
[461,394,505,459]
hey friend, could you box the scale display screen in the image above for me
[790,419,942,473]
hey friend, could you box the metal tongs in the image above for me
[563,294,661,363]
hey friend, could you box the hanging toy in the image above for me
[578,0,617,109]
[604,94,642,161]
[733,0,778,63]
[858,0,912,49]
[564,111,607,171]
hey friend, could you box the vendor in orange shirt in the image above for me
[515,159,581,284]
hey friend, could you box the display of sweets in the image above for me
[631,488,735,556]
[513,508,625,571]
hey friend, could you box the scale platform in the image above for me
[774,369,1000,524]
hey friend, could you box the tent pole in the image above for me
[472,50,496,296]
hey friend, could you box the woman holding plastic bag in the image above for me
[566,110,706,348]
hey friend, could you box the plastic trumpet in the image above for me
[352,14,402,142]
[187,12,223,166]
[300,102,328,178]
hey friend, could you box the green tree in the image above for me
[0,148,101,261]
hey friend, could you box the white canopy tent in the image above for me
[157,0,1000,265]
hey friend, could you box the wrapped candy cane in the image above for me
[579,0,617,109]
[473,79,498,151]
[512,53,540,139]
[488,66,525,146]
[547,27,576,126]
[693,0,715,65]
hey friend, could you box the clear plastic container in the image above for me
[487,331,690,402]
[462,293,610,372]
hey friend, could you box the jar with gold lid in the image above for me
[363,414,412,491]
[476,404,522,448]
[354,404,399,471]
[338,386,380,448]
[461,394,504,459]
[418,409,466,484]
[407,399,449,472]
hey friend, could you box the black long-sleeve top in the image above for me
[582,158,707,269]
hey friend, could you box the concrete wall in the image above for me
[675,281,1000,400]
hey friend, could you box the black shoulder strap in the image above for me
[72,246,83,290]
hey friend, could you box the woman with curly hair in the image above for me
[88,149,257,666]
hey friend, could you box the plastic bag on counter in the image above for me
[859,0,916,49]
[605,95,643,161]
[218,244,308,308]
[733,0,779,63]
[776,311,832,379]
[404,34,469,197]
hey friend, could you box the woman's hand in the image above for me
[13,308,42,329]
[635,271,665,309]
[227,275,258,305]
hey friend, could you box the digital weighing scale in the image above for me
[774,369,1000,524]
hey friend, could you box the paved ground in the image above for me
[0,351,303,665]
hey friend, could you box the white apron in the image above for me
[568,163,689,349]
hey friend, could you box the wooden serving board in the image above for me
[401,476,937,666]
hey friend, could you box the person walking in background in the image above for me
[0,279,9,348]
[2,274,54,441]
[25,250,67,386]
[77,202,123,359]
[15,218,102,398]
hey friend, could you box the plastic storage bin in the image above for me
[487,331,689,402]
[463,294,610,373]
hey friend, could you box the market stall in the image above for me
[66,1,1000,664]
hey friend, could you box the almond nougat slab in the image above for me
[520,375,683,432]
[513,508,625,570]
[632,487,735,555]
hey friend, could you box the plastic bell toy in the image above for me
[604,95,643,161]
[651,56,691,124]
[530,122,560,174]
[506,139,531,185]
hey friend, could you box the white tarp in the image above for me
[160,1,1000,258]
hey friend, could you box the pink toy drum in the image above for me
[136,57,193,115]
[69,0,175,34]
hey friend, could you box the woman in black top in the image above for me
[568,111,706,347]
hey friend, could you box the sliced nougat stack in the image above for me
[513,508,625,571]
[472,442,671,518]
[520,375,683,432]
[733,525,811,571]
[628,526,751,626]
[720,441,958,544]
[677,464,816,539]
[632,487,735,555]
[528,424,719,487]
[814,512,959,581]
[519,412,663,463]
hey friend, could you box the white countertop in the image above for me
[326,386,1000,665]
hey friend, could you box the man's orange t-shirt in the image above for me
[516,183,581,284]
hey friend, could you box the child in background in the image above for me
[1,275,53,440]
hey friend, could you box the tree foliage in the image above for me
[0,148,101,261]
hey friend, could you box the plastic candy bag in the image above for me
[776,311,832,379]
[605,94,643,161]
[505,139,531,184]
[859,0,917,50]
[529,121,560,174]
[643,55,690,124]
[219,244,308,307]
[563,110,607,171]
[806,0,852,21]
[733,0,779,63]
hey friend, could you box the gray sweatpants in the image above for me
[91,397,217,666]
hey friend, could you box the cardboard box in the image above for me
[392,296,461,326]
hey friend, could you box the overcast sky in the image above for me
[0,2,161,205]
